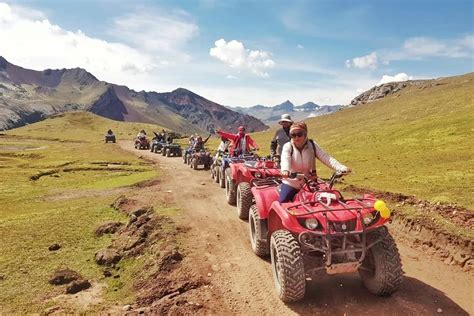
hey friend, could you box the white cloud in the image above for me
[225,75,237,79]
[111,9,198,63]
[209,39,275,77]
[346,52,378,69]
[297,44,304,49]
[0,2,202,91]
[378,73,413,85]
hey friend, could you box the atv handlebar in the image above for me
[288,170,349,190]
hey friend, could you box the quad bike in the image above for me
[151,139,165,153]
[218,153,257,189]
[134,135,150,150]
[183,146,194,164]
[150,132,166,153]
[105,134,116,143]
[189,149,212,170]
[210,150,228,184]
[162,143,182,157]
[225,158,281,220]
[248,172,403,302]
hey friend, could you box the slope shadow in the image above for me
[285,273,468,316]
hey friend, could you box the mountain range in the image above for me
[0,57,267,133]
[231,101,343,125]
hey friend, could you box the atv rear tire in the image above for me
[161,148,166,156]
[219,168,226,188]
[270,230,305,302]
[166,149,171,157]
[193,158,198,170]
[236,182,253,220]
[359,228,403,296]
[214,166,220,183]
[225,168,236,205]
[249,205,268,257]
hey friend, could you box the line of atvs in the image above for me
[138,136,404,303]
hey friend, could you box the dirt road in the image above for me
[121,142,473,315]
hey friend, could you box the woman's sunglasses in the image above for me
[290,131,305,138]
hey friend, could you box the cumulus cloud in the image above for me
[111,9,198,62]
[0,3,161,81]
[209,39,275,77]
[378,73,413,85]
[345,52,378,69]
[399,36,473,59]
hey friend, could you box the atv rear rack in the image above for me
[251,177,282,188]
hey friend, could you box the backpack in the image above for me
[290,139,317,157]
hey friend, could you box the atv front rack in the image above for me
[286,198,372,216]
[298,212,387,271]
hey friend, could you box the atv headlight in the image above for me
[254,171,262,178]
[305,218,319,230]
[363,213,375,225]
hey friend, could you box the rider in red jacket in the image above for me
[216,126,259,157]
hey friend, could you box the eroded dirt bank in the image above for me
[119,141,473,315]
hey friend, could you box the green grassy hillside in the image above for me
[0,112,171,313]
[252,73,474,210]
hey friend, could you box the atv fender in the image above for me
[230,163,240,183]
[251,186,279,220]
[268,201,304,234]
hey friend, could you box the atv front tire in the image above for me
[270,230,305,302]
[236,182,253,220]
[359,227,403,296]
[249,205,268,257]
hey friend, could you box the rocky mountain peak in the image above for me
[0,56,9,70]
[274,100,295,111]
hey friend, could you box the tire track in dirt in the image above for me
[119,141,473,315]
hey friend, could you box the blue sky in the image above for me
[0,0,472,106]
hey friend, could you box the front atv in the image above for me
[250,172,403,302]
[105,134,116,143]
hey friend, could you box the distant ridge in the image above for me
[231,100,343,125]
[0,57,268,133]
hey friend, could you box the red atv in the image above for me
[225,158,281,220]
[134,135,150,150]
[248,172,403,302]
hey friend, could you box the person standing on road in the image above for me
[216,126,259,157]
[279,121,351,203]
[270,114,293,166]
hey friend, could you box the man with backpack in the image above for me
[279,121,351,203]
[270,114,293,166]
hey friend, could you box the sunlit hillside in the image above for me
[252,73,474,210]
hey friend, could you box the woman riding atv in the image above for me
[279,121,351,203]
